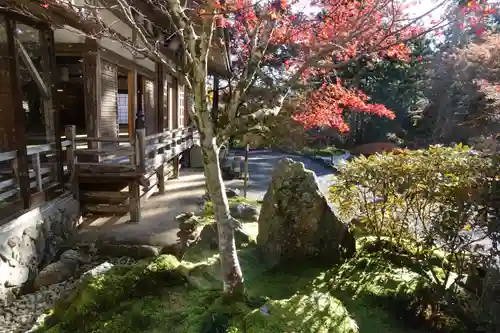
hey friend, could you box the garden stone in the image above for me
[257,158,355,267]
[80,261,114,282]
[226,188,240,198]
[230,202,260,222]
[175,212,195,223]
[60,249,91,265]
[33,260,79,290]
[199,223,251,249]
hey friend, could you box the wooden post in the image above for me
[157,135,165,194]
[172,131,179,179]
[128,69,137,143]
[129,180,141,222]
[65,125,76,173]
[41,28,65,188]
[136,128,146,171]
[65,125,78,200]
[244,143,249,198]
[32,153,43,193]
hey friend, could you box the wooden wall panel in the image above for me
[100,60,118,143]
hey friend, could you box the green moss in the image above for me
[237,293,358,333]
[39,255,185,333]
[38,237,455,333]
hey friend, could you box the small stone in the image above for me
[60,249,91,264]
[33,260,79,290]
[80,262,114,281]
[230,202,260,222]
[226,188,240,198]
[175,212,195,222]
[199,223,250,249]
[179,216,201,231]
[7,236,20,248]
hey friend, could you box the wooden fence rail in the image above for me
[0,131,74,223]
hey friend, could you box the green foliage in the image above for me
[336,38,433,145]
[330,145,500,331]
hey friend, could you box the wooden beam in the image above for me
[55,43,87,56]
[42,28,65,187]
[100,47,155,79]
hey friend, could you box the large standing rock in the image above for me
[257,158,355,266]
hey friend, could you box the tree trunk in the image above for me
[201,137,245,300]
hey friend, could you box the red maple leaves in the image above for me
[292,81,395,132]
[213,0,495,132]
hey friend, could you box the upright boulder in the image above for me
[257,158,355,266]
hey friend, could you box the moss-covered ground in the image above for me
[34,235,467,333]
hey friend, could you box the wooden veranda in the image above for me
[66,126,200,222]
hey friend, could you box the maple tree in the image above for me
[23,0,497,299]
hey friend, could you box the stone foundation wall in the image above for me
[0,194,80,305]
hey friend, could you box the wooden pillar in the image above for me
[127,68,137,150]
[156,63,166,194]
[156,63,165,133]
[130,127,146,222]
[6,19,30,209]
[129,180,140,222]
[172,131,179,179]
[83,38,100,154]
[157,135,166,194]
[42,28,64,187]
[65,125,78,200]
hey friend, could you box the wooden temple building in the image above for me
[0,0,223,224]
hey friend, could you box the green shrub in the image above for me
[330,145,500,330]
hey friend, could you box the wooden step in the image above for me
[82,204,130,214]
[80,191,129,204]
